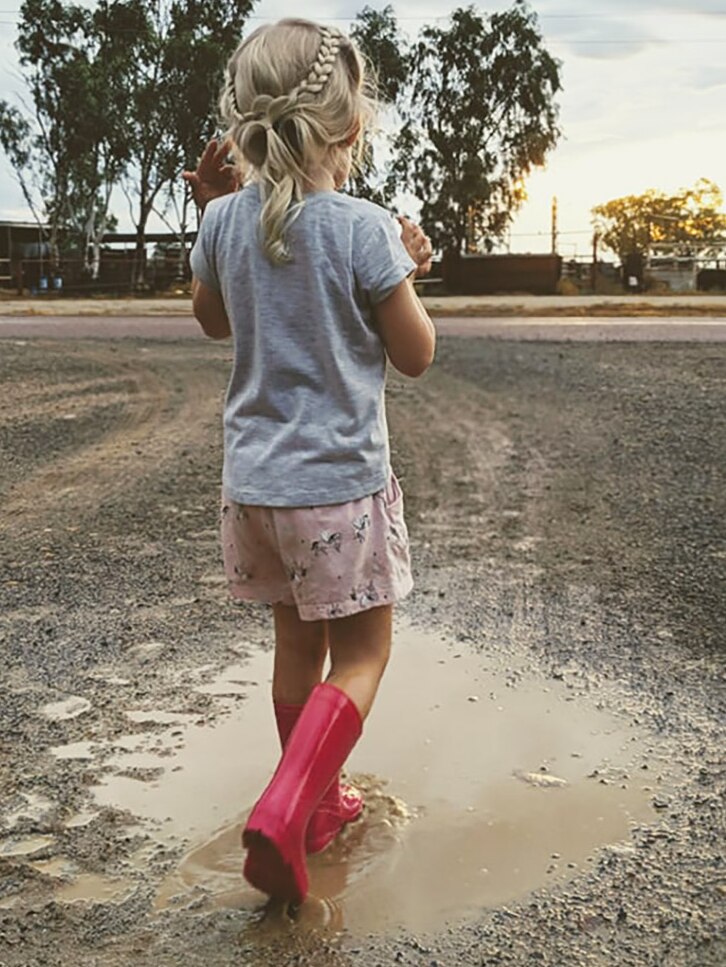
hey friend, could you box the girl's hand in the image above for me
[183,139,240,213]
[397,216,433,278]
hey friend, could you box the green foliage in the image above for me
[349,4,410,203]
[592,179,726,259]
[0,0,252,277]
[2,0,137,265]
[391,2,561,255]
[351,4,409,105]
[112,0,253,283]
[0,103,34,209]
[0,1,564,271]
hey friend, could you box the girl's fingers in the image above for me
[200,139,218,165]
[213,141,230,166]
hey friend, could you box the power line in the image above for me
[0,8,724,14]
[0,18,724,43]
[1,7,726,17]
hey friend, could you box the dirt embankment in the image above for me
[0,336,723,966]
[3,292,726,318]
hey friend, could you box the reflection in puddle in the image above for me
[82,622,661,933]
[50,741,96,761]
[125,710,199,726]
[0,835,55,858]
[31,857,77,879]
[156,775,416,918]
[55,872,135,905]
[3,793,56,826]
[39,696,92,721]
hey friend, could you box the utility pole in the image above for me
[591,232,599,293]
[551,196,558,255]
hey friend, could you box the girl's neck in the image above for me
[303,167,336,194]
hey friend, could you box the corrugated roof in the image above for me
[0,221,45,231]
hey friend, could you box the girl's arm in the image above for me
[192,277,231,340]
[374,216,435,377]
[186,139,239,340]
[374,276,435,378]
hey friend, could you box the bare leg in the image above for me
[272,604,328,706]
[327,604,392,720]
[243,604,391,900]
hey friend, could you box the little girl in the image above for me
[185,17,435,905]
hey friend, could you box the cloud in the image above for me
[543,19,655,60]
[690,65,726,90]
[535,0,725,15]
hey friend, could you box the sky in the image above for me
[1,0,725,258]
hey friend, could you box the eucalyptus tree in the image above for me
[0,0,133,275]
[10,0,86,260]
[349,4,409,203]
[118,0,254,286]
[392,2,562,256]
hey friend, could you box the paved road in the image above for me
[3,292,726,318]
[2,314,726,341]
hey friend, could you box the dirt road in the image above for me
[0,327,724,966]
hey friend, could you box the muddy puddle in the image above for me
[44,622,666,934]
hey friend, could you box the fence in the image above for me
[8,246,192,296]
[442,252,562,295]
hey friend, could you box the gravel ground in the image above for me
[0,332,724,966]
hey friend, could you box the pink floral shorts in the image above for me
[220,475,414,621]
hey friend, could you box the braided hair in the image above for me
[220,19,375,264]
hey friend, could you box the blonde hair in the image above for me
[220,19,376,265]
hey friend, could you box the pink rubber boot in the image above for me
[275,700,364,854]
[242,683,362,904]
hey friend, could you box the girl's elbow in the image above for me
[195,311,231,340]
[408,355,434,379]
[206,321,232,340]
[396,344,435,378]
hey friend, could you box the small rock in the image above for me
[514,770,568,789]
[606,844,637,857]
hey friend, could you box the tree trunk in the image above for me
[176,191,190,282]
[91,239,102,280]
[133,202,151,289]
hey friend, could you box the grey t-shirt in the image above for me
[190,184,416,507]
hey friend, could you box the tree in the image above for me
[2,0,92,265]
[349,4,410,203]
[117,0,253,287]
[158,0,255,281]
[592,179,726,261]
[391,2,561,256]
[0,103,40,229]
[0,0,131,276]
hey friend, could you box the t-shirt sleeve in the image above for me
[189,203,221,292]
[355,211,417,305]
